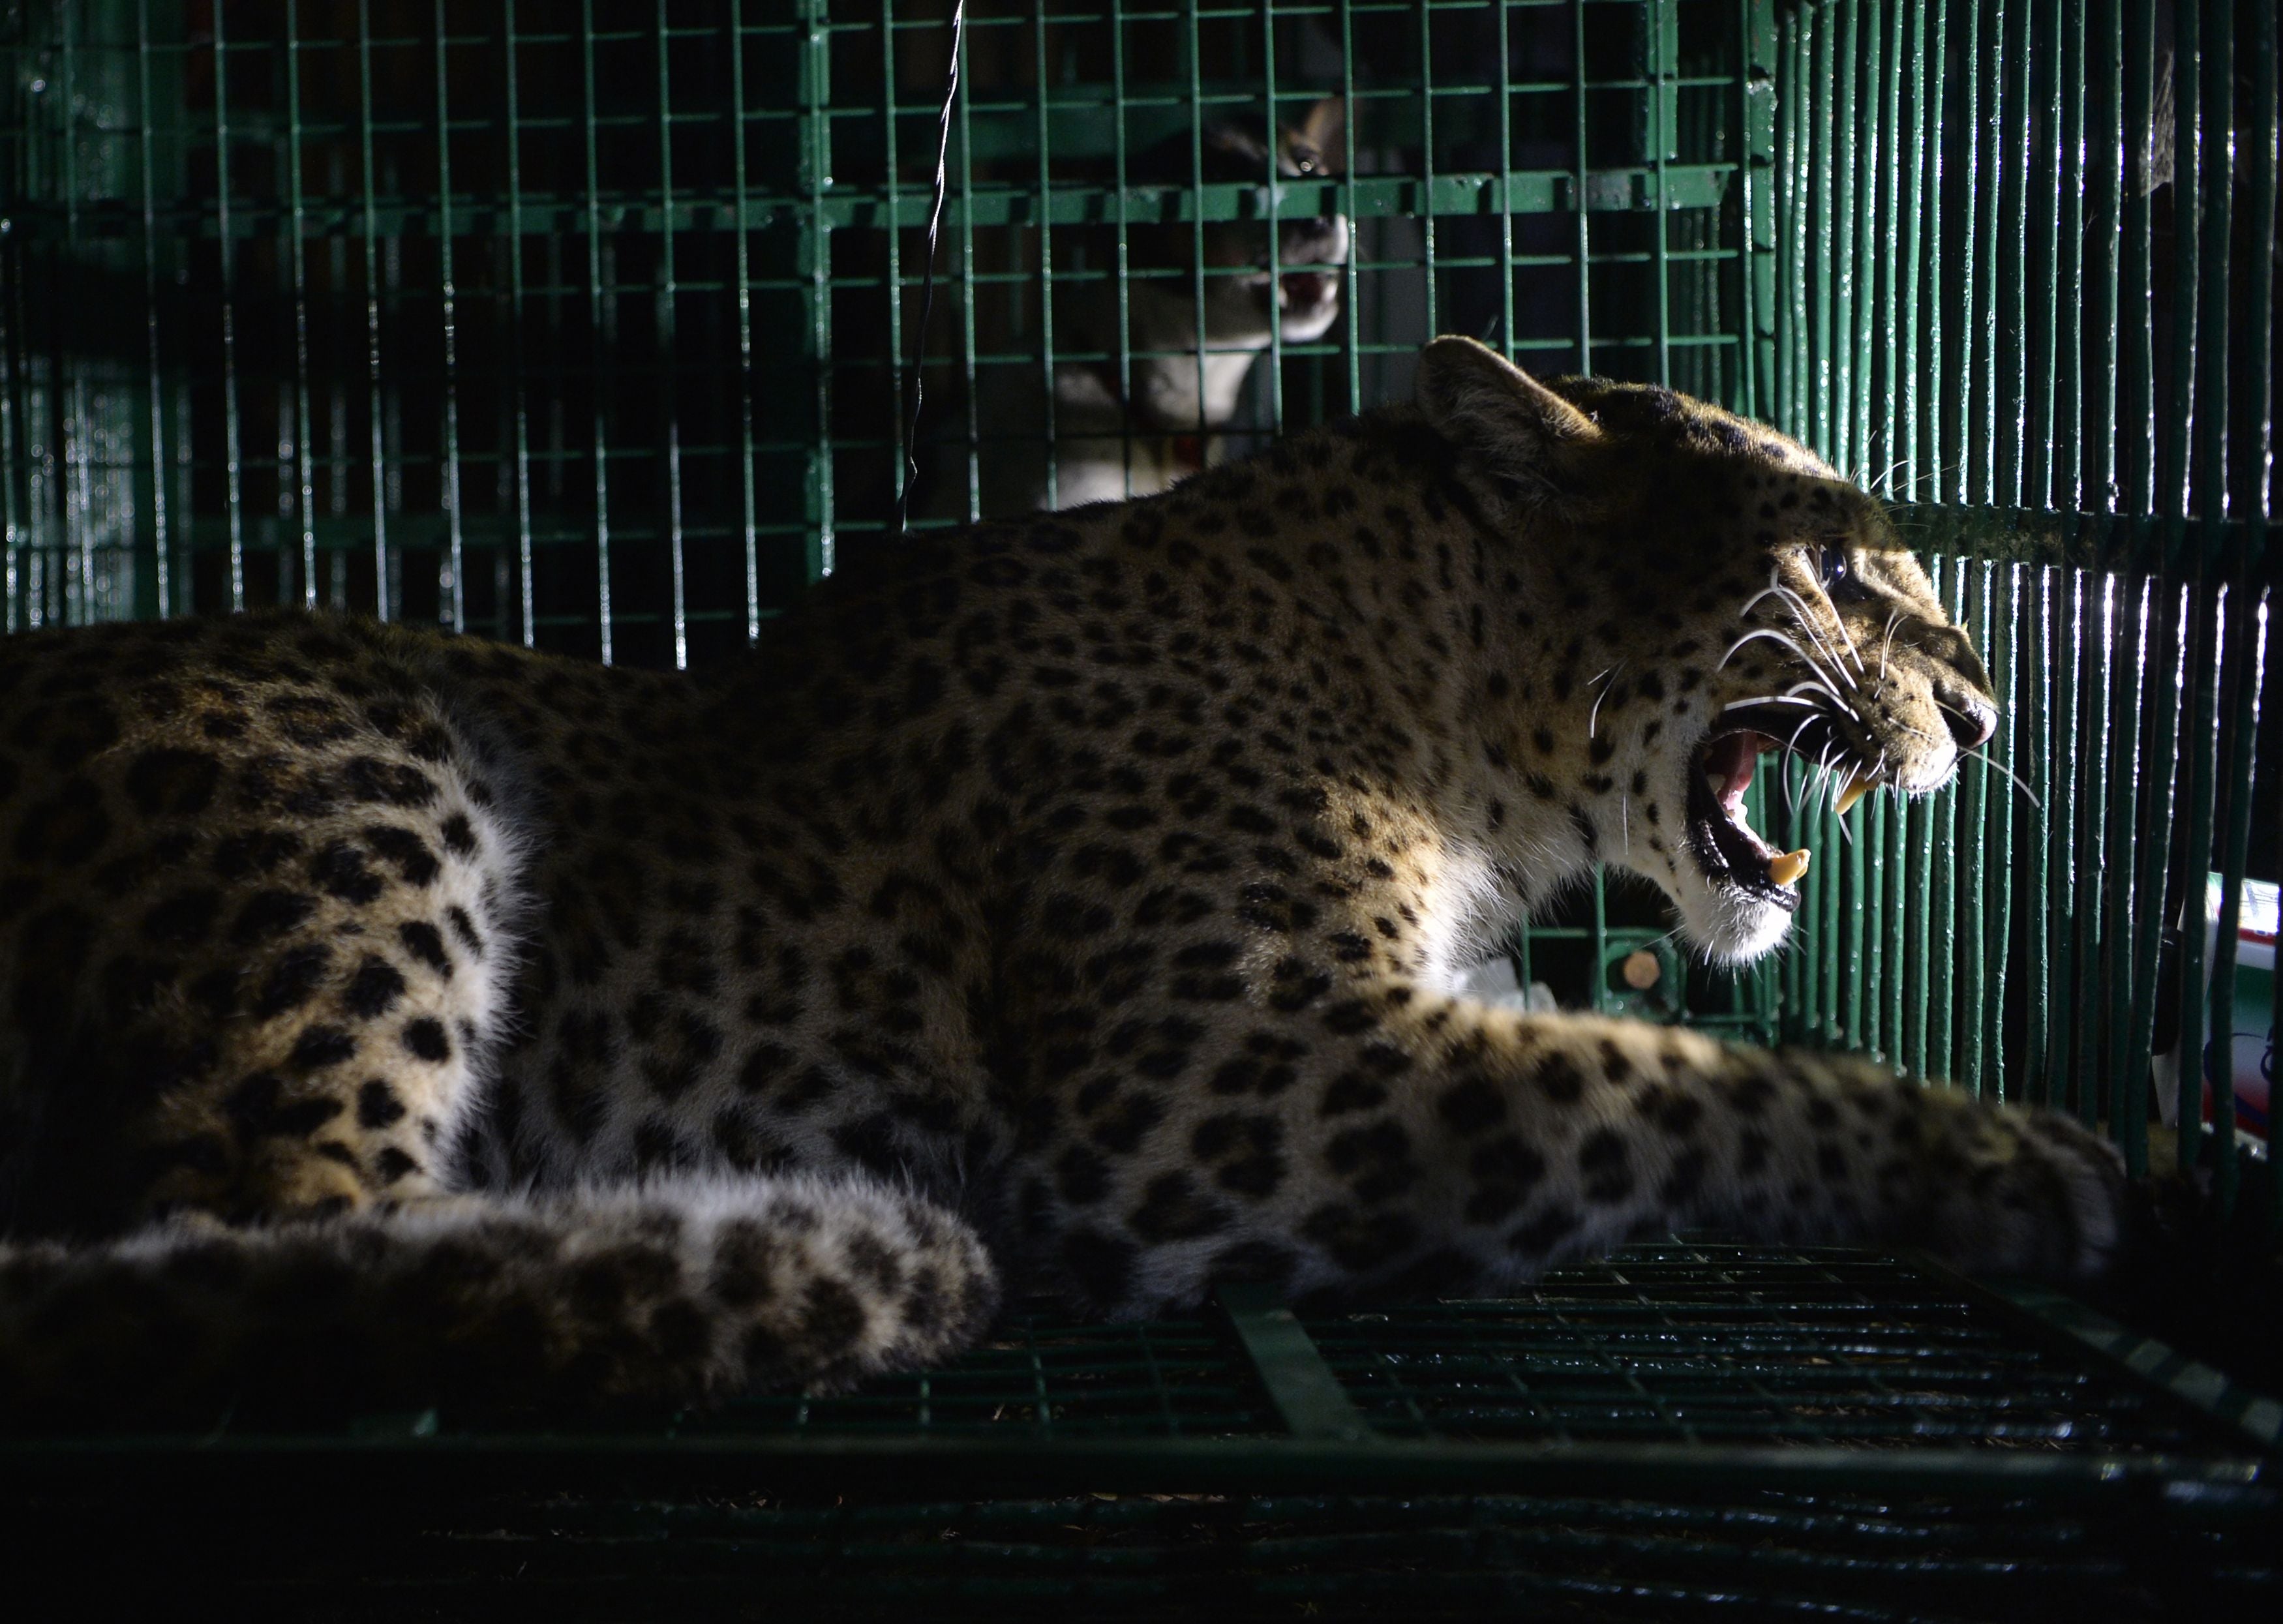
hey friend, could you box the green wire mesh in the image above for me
[1,1242,2273,1615]
[684,1241,2240,1452]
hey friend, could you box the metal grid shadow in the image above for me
[1308,1242,2219,1449]
[684,1313,1280,1439]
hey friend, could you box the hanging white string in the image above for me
[897,0,967,537]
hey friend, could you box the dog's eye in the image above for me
[1819,545,1849,588]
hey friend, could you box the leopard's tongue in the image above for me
[1702,732,1810,888]
[1704,733,1760,815]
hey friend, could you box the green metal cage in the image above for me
[3,1,2280,1613]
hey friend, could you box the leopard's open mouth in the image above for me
[1686,702,1876,910]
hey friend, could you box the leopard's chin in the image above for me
[1667,870,1800,968]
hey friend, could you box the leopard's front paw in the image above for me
[1897,1092,2125,1280]
[2006,1108,2128,1280]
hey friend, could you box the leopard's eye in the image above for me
[1818,544,1849,589]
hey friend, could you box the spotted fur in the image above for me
[0,338,2121,1421]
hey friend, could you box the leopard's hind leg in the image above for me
[0,640,523,1232]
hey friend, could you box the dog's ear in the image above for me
[1414,337,1600,498]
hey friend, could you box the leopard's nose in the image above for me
[1944,699,1997,751]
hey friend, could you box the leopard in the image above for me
[0,337,2124,1425]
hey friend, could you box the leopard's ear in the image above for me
[1414,337,1599,497]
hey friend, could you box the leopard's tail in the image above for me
[0,1172,999,1428]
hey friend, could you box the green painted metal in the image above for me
[1214,1284,1377,1444]
[0,1240,2271,1616]
[3,1241,2273,1474]
[1766,0,2280,1241]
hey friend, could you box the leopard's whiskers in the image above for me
[1740,571,1864,687]
[1978,752,2042,811]
[1925,697,2044,813]
[1783,712,1819,819]
[1718,629,1860,720]
[1587,662,1625,740]
[1876,609,1905,685]
[1766,574,1867,682]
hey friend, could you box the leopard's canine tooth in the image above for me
[1767,848,1811,886]
[1834,773,1871,815]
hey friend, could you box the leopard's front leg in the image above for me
[1022,985,2124,1317]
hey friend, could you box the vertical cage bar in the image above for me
[2087,0,2123,513]
[2048,562,2076,1108]
[357,0,393,620]
[1847,0,1879,487]
[2001,0,2031,507]
[1261,2,1284,431]
[213,1,245,610]
[1416,0,1437,337]
[2104,572,2150,1165]
[2162,0,2209,1171]
[1896,0,1926,494]
[504,0,536,644]
[2184,0,2237,1197]
[2205,576,2260,1214]
[1184,0,1208,467]
[1807,3,1834,461]
[1956,560,1986,1094]
[950,1,975,526]
[285,3,316,609]
[2127,573,2188,1179]
[1826,0,1856,474]
[1495,0,1516,364]
[1571,0,1591,374]
[654,0,686,665]
[1986,561,2019,1096]
[579,0,614,659]
[1922,0,1946,509]
[134,0,174,616]
[808,0,840,566]
[1738,0,1776,419]
[879,0,908,532]
[2248,0,2280,1235]
[2120,0,2155,512]
[1337,0,1358,414]
[2071,566,2113,1124]
[1033,0,1060,502]
[1112,0,1134,490]
[1922,558,1953,1082]
[433,0,465,633]
[59,1,87,623]
[1648,0,1673,383]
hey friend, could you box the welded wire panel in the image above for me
[0,3,1758,620]
[859,0,1756,530]
[0,0,1776,1023]
[1768,0,2279,1239]
[1303,1241,2227,1448]
[679,1241,2248,1451]
[685,1314,1280,1438]
[1,1,809,668]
